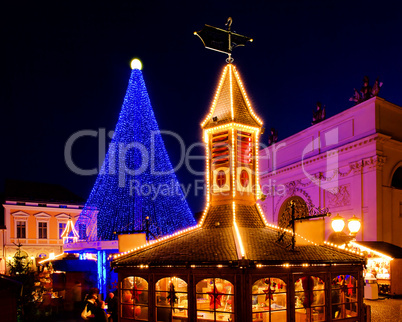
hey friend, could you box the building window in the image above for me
[295,276,325,322]
[121,276,148,321]
[391,167,402,189]
[331,275,358,319]
[252,277,287,321]
[155,277,188,321]
[38,222,48,239]
[16,221,26,239]
[196,278,234,321]
[59,222,67,239]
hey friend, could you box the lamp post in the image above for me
[329,214,361,245]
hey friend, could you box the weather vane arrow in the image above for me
[194,17,253,62]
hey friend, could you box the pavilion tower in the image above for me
[199,63,267,230]
[111,23,365,322]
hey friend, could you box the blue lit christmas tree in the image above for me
[76,60,196,241]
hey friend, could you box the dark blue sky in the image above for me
[2,1,402,214]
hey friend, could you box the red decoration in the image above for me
[347,279,354,296]
[133,284,142,302]
[207,286,224,309]
[301,277,314,308]
[240,170,249,187]
[216,170,226,187]
[263,278,276,301]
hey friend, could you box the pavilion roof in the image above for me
[112,224,364,268]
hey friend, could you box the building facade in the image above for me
[1,181,84,274]
[259,97,402,247]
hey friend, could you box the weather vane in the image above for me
[194,17,253,63]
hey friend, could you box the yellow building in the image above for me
[1,180,84,274]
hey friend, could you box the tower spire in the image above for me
[197,64,266,229]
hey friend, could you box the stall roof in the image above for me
[354,241,402,259]
[112,225,365,268]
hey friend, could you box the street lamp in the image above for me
[348,215,361,235]
[329,214,361,245]
[331,214,345,233]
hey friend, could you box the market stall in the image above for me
[351,241,402,296]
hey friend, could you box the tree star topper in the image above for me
[194,17,253,62]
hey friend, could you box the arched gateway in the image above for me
[112,50,365,322]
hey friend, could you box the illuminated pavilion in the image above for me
[112,63,366,322]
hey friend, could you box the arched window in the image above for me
[252,277,287,321]
[391,167,402,189]
[155,277,188,321]
[196,278,234,321]
[121,276,148,321]
[331,275,358,319]
[294,276,325,322]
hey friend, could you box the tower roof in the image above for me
[201,64,263,129]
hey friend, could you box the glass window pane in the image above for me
[332,304,343,320]
[312,290,325,306]
[294,276,325,322]
[196,278,234,321]
[312,307,325,321]
[59,223,66,238]
[346,302,358,317]
[17,221,26,239]
[121,276,148,321]
[252,278,287,321]
[156,304,171,321]
[122,303,134,318]
[156,277,188,321]
[331,275,358,320]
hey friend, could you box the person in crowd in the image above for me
[105,291,118,322]
[81,289,99,320]
[94,300,108,322]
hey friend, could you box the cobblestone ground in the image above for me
[365,298,402,322]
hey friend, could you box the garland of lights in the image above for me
[75,68,196,241]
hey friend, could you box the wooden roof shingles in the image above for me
[112,225,364,268]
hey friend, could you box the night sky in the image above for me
[2,1,402,215]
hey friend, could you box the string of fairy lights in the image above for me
[75,66,196,241]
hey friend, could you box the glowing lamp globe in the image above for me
[348,215,361,234]
[331,214,345,233]
[130,58,142,70]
